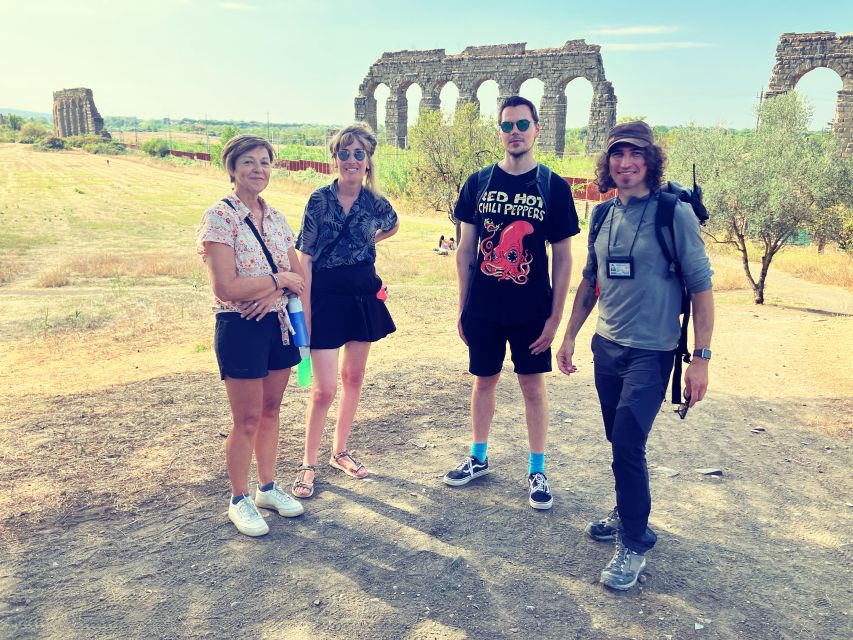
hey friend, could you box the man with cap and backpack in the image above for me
[556,121,715,590]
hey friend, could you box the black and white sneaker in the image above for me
[528,472,553,510]
[586,507,621,542]
[443,455,490,486]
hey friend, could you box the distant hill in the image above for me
[0,108,52,122]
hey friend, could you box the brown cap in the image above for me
[606,121,654,152]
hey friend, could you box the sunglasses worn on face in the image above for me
[337,149,366,161]
[500,119,532,133]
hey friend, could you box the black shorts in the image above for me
[214,312,301,380]
[461,312,551,377]
[310,262,396,349]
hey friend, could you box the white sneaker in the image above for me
[255,482,305,517]
[228,495,269,537]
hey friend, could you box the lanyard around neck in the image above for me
[607,195,651,258]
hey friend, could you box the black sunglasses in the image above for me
[336,149,367,161]
[500,119,532,133]
[675,395,691,420]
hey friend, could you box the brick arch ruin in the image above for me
[766,31,853,157]
[354,41,617,155]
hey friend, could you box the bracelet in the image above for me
[270,273,281,290]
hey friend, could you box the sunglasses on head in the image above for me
[500,119,532,133]
[336,149,367,161]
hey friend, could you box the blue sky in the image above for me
[1,0,850,130]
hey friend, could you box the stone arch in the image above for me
[354,40,617,155]
[766,32,853,157]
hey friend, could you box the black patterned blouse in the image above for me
[296,180,398,269]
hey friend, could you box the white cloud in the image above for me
[590,26,679,36]
[220,2,257,10]
[601,42,712,51]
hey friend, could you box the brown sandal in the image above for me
[329,450,368,479]
[292,464,316,498]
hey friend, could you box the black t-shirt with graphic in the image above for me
[455,164,580,323]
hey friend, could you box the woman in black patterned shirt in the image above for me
[292,123,399,498]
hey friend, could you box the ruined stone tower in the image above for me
[52,88,105,137]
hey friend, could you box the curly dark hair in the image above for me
[594,144,666,193]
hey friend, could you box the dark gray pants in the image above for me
[591,333,675,554]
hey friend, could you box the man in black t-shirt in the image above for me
[443,96,580,510]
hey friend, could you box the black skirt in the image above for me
[310,262,396,349]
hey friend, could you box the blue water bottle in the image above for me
[286,294,312,387]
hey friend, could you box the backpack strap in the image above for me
[474,164,497,223]
[656,191,691,405]
[535,163,552,210]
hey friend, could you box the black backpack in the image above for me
[588,168,707,405]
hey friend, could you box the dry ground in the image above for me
[0,144,851,640]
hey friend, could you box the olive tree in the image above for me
[407,103,502,239]
[667,92,853,304]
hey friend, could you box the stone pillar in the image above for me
[420,88,441,116]
[385,92,408,148]
[538,93,567,156]
[354,94,377,133]
[836,89,853,158]
[587,81,617,154]
[496,92,514,120]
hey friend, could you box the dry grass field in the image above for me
[0,142,851,639]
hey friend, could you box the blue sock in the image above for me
[529,452,545,475]
[258,481,275,492]
[231,494,247,505]
[471,442,488,463]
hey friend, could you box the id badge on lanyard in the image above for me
[605,197,650,280]
[606,256,634,279]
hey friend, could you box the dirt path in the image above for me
[1,270,852,639]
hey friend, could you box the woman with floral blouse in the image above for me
[197,135,307,536]
[292,123,399,498]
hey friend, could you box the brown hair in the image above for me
[328,122,380,196]
[594,143,666,193]
[221,135,275,184]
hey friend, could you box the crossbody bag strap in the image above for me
[221,197,278,273]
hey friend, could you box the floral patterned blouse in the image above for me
[196,193,297,343]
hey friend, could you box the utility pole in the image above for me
[205,113,209,153]
[266,112,270,141]
[166,116,172,147]
[755,88,764,129]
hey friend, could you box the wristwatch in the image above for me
[692,348,712,360]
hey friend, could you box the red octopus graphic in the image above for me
[480,220,534,284]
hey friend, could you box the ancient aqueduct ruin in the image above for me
[48,33,852,158]
[354,40,616,155]
[52,88,104,138]
[766,31,853,157]
[356,33,853,157]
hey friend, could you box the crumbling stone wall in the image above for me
[355,41,617,155]
[766,32,853,157]
[53,88,104,137]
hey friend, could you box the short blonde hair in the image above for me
[221,134,275,184]
[328,122,379,196]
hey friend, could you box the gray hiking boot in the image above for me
[600,539,646,591]
[585,507,621,542]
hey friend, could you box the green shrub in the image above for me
[35,137,65,151]
[142,138,170,157]
[83,141,127,155]
[17,121,49,144]
[64,135,105,149]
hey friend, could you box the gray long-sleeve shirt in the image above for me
[582,190,713,351]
